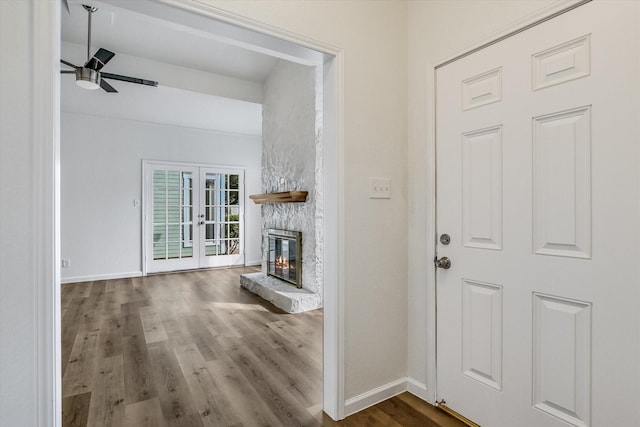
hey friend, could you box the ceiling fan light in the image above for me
[75,67,100,90]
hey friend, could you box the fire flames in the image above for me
[275,256,295,270]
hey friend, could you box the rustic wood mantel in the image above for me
[249,191,308,204]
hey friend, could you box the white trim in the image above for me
[97,0,332,64]
[344,378,408,417]
[343,377,430,417]
[61,271,143,284]
[245,259,262,267]
[321,52,346,420]
[161,0,338,61]
[143,159,248,171]
[427,0,591,408]
[33,1,61,426]
[406,377,429,401]
[425,61,438,405]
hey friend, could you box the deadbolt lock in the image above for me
[440,233,451,245]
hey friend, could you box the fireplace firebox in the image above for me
[267,229,302,288]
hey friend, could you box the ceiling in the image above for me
[61,1,279,83]
[60,1,279,135]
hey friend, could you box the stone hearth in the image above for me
[240,272,321,314]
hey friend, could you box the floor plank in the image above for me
[124,397,166,427]
[86,355,125,427]
[146,341,200,425]
[62,392,92,427]
[62,328,99,397]
[206,356,283,426]
[122,333,157,404]
[173,343,241,426]
[225,340,320,426]
[139,305,169,344]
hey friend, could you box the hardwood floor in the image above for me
[323,393,466,427]
[61,267,464,427]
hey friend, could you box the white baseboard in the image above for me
[61,271,143,284]
[245,259,262,267]
[343,377,431,417]
[344,377,407,417]
[406,377,429,402]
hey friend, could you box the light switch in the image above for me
[369,177,391,199]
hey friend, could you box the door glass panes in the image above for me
[204,173,241,256]
[152,170,193,260]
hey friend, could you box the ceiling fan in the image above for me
[60,4,158,93]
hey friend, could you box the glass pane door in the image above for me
[200,169,244,268]
[146,164,200,273]
[144,162,244,273]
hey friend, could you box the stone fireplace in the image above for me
[267,229,302,288]
[239,60,322,314]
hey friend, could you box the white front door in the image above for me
[436,3,640,426]
[144,162,245,274]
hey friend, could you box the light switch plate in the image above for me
[369,177,391,199]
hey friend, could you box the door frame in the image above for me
[142,160,247,275]
[426,0,592,403]
[46,0,347,424]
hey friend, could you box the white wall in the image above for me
[0,3,41,424]
[406,0,558,395]
[61,112,262,282]
[0,1,58,425]
[207,0,410,400]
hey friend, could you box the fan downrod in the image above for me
[82,5,98,62]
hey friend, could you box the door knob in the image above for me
[435,256,451,269]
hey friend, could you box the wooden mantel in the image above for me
[249,191,308,204]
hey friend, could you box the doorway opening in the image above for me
[56,0,343,424]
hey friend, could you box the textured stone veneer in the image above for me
[241,60,323,313]
[240,273,321,313]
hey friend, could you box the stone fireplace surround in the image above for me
[240,223,321,313]
[239,60,323,314]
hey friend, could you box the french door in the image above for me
[144,161,244,274]
[436,2,640,426]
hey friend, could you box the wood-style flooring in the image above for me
[61,266,465,427]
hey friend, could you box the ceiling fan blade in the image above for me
[95,48,116,67]
[60,70,76,74]
[85,48,116,71]
[62,0,70,14]
[60,59,78,69]
[101,72,158,87]
[100,78,118,93]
